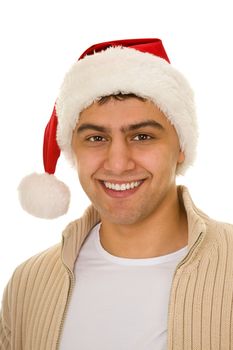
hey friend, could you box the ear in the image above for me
[177,150,185,164]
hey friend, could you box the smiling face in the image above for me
[71,97,184,226]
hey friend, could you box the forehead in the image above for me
[78,97,171,129]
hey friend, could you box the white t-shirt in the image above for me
[59,223,187,350]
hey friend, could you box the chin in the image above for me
[99,207,148,226]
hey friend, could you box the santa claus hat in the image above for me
[18,38,198,219]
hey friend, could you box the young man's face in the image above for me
[72,97,184,226]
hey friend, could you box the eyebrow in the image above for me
[76,119,164,134]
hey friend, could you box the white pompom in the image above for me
[18,172,70,219]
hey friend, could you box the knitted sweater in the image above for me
[0,186,233,349]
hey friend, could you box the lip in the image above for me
[98,179,145,198]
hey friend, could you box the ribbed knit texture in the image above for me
[0,187,233,349]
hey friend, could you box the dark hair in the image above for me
[97,93,147,105]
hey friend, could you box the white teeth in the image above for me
[103,181,142,191]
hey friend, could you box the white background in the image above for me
[0,0,233,297]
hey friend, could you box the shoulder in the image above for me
[197,209,233,256]
[5,242,65,302]
[184,189,233,260]
[1,241,73,344]
[208,217,233,247]
[14,242,62,279]
[203,212,233,240]
[182,185,233,245]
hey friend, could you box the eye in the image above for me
[87,135,107,142]
[132,134,152,141]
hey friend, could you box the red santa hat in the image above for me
[18,38,198,219]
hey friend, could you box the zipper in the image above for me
[55,264,75,350]
[175,231,204,270]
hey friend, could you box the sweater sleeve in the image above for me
[0,283,11,350]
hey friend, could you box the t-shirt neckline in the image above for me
[94,223,188,266]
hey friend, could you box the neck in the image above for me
[99,186,188,259]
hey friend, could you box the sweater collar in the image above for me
[179,186,206,248]
[61,186,206,272]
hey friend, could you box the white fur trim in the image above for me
[18,173,70,219]
[56,46,198,175]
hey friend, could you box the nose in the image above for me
[103,138,136,175]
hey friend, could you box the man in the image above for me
[0,38,232,350]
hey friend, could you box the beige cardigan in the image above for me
[1,186,233,349]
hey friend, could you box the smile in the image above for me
[103,180,143,191]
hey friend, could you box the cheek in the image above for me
[136,145,173,168]
[75,150,104,177]
[136,145,179,178]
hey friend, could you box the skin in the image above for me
[72,97,188,258]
